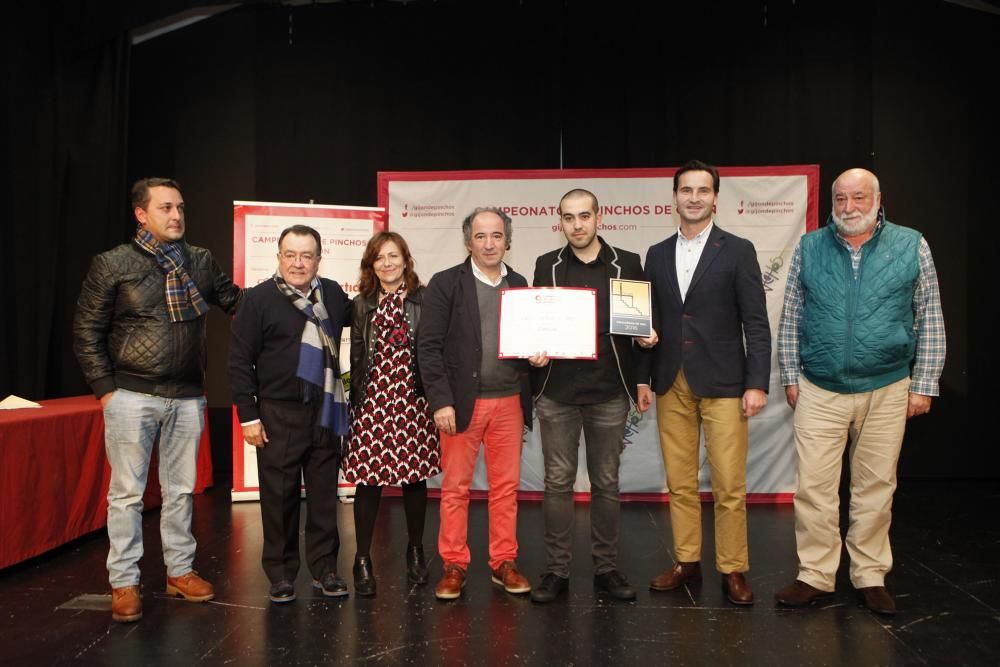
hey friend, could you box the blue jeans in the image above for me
[535,393,629,578]
[103,388,205,587]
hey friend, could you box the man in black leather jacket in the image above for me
[73,177,241,623]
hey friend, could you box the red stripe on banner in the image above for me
[231,407,248,493]
[233,205,246,285]
[804,164,821,231]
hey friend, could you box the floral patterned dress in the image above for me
[343,288,440,485]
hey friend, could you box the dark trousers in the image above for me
[535,393,629,578]
[256,398,340,584]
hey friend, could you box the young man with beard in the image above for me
[529,189,656,603]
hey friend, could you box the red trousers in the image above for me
[437,395,523,570]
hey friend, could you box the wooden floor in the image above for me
[2,478,998,666]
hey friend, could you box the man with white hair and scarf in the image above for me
[774,168,945,616]
[229,224,351,604]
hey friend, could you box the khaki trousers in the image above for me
[792,376,910,591]
[656,369,749,573]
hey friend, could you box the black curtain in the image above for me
[4,0,997,477]
[1,4,130,400]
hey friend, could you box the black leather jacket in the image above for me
[349,287,424,405]
[73,240,242,398]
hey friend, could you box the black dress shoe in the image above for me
[594,570,637,601]
[353,555,376,597]
[858,586,896,616]
[269,580,296,603]
[406,545,429,585]
[530,573,569,603]
[313,572,349,598]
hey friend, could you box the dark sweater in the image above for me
[228,277,351,423]
[475,277,521,397]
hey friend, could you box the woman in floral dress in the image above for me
[343,231,440,596]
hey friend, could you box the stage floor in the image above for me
[2,478,998,665]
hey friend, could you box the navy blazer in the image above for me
[417,257,532,433]
[637,224,771,398]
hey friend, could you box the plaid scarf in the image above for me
[273,273,349,435]
[133,226,209,322]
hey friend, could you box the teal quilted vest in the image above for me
[799,220,921,394]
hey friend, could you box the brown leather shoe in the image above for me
[649,561,701,591]
[166,571,215,602]
[722,572,754,606]
[774,579,833,607]
[111,585,142,622]
[435,564,466,600]
[858,586,896,616]
[491,560,531,594]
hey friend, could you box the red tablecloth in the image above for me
[0,396,213,570]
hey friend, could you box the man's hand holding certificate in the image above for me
[497,287,597,359]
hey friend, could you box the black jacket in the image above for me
[73,240,242,399]
[350,287,425,405]
[417,257,532,434]
[228,277,350,423]
[532,239,645,407]
[637,224,771,397]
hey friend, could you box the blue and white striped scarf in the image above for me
[273,273,348,435]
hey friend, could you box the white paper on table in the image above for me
[498,287,597,359]
[0,395,43,409]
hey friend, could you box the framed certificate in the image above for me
[609,279,652,337]
[498,287,597,359]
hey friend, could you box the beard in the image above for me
[832,205,879,237]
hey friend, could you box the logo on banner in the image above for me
[398,202,456,219]
[738,200,796,215]
[761,253,789,293]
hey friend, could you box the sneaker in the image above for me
[435,564,466,600]
[491,560,531,594]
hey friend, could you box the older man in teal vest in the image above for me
[774,168,945,616]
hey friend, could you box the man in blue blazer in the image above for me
[637,160,771,605]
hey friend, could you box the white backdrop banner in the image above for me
[377,167,819,501]
[231,201,385,501]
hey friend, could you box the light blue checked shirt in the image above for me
[777,222,946,396]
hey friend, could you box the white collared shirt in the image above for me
[290,276,321,299]
[675,221,713,302]
[470,257,508,287]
